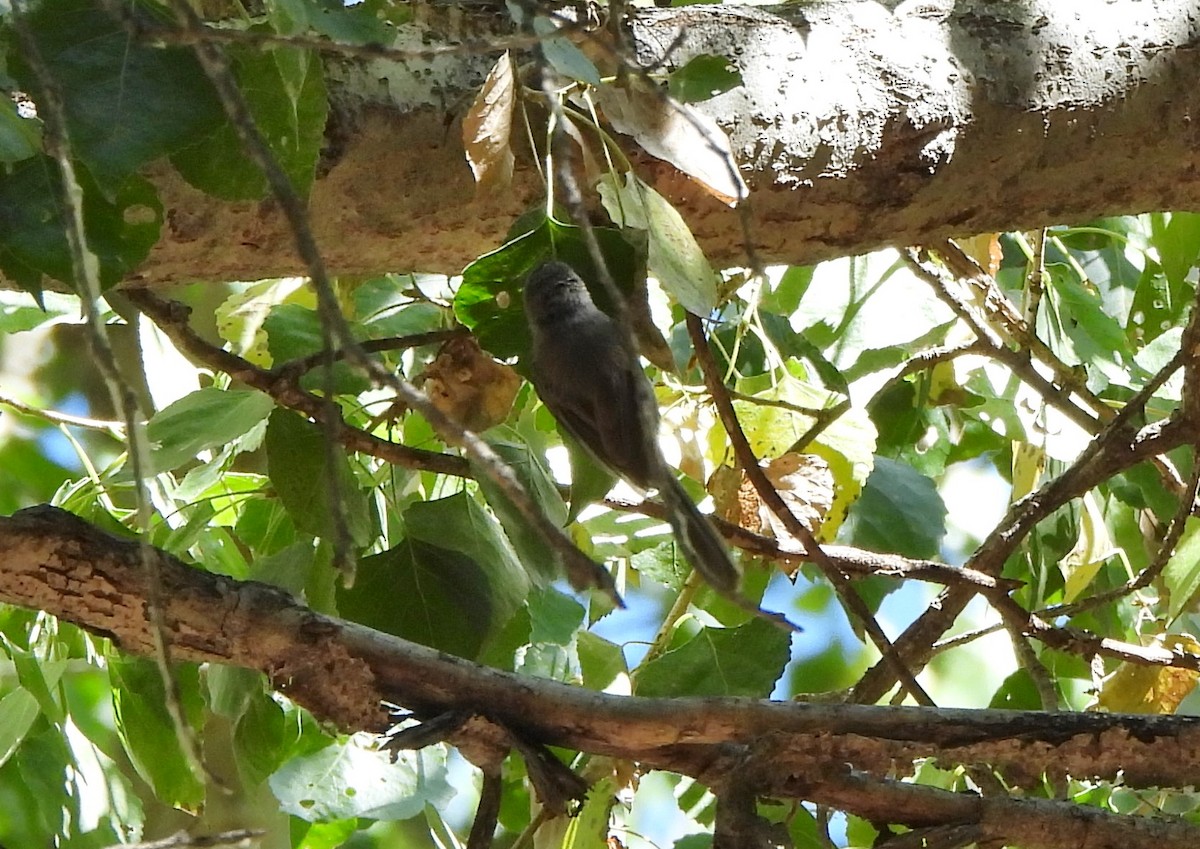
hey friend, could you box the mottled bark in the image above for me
[129,0,1200,284]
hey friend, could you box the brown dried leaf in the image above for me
[711,453,834,572]
[595,77,747,206]
[958,233,1003,277]
[419,335,520,432]
[462,52,516,197]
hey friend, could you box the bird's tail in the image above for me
[659,475,741,594]
[659,474,804,634]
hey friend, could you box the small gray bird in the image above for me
[523,260,740,594]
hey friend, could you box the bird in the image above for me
[522,260,740,595]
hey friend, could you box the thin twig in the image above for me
[933,239,1185,491]
[904,247,1103,435]
[126,289,470,477]
[0,392,126,435]
[685,313,936,706]
[1024,228,1047,328]
[853,330,1196,702]
[889,339,988,382]
[935,240,1107,420]
[606,495,1020,593]
[275,328,469,379]
[1040,444,1200,622]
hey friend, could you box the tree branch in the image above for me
[6,503,1200,847]
[49,0,1200,288]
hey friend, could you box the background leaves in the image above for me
[0,1,1198,848]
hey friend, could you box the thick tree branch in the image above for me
[5,503,1200,844]
[77,0,1200,287]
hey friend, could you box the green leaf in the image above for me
[269,741,451,822]
[263,304,371,394]
[667,54,742,103]
[4,731,70,846]
[307,0,396,45]
[1041,266,1129,387]
[1163,517,1200,621]
[267,0,310,34]
[354,281,445,339]
[0,160,162,295]
[264,410,373,546]
[171,42,327,201]
[1132,327,1184,400]
[337,493,530,657]
[455,216,642,361]
[474,432,568,585]
[759,313,851,395]
[233,692,292,786]
[405,492,531,609]
[248,539,316,594]
[235,497,299,557]
[0,290,79,334]
[0,97,42,164]
[988,669,1042,710]
[532,16,601,86]
[0,689,40,770]
[635,619,791,697]
[577,631,628,691]
[633,542,690,591]
[598,172,719,315]
[7,0,224,190]
[529,586,585,644]
[1055,218,1151,320]
[842,457,946,559]
[1129,261,1191,345]
[563,429,619,522]
[1153,211,1200,292]
[290,818,360,849]
[145,388,275,474]
[563,777,616,849]
[110,658,205,811]
[763,265,814,315]
[1,644,67,728]
[845,815,880,848]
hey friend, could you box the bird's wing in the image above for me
[589,353,659,488]
[533,328,657,489]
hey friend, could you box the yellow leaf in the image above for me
[1060,491,1120,603]
[1097,635,1200,714]
[724,369,875,542]
[1010,441,1044,502]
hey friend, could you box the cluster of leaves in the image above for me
[2,0,1200,848]
[0,0,336,298]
